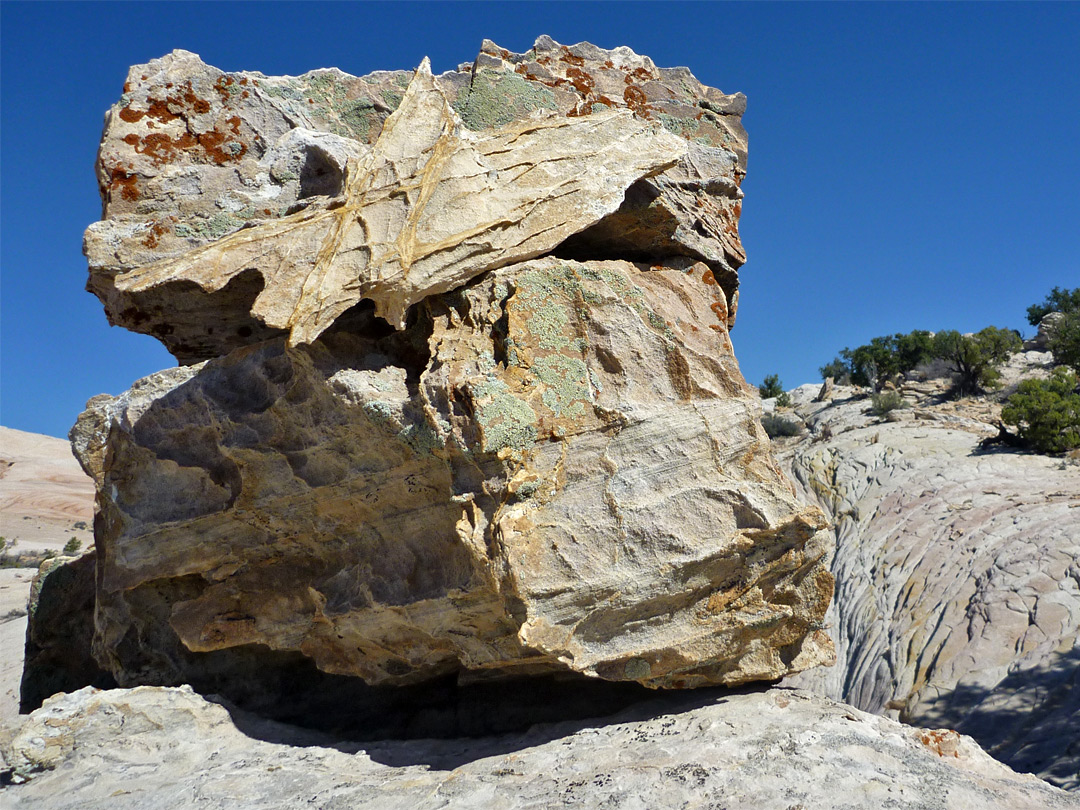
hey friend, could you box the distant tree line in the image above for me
[756,286,1080,454]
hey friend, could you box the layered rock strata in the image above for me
[6,685,1077,809]
[50,39,833,710]
[776,373,1080,790]
[86,37,747,361]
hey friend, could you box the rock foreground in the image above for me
[5,685,1077,809]
[777,358,1080,790]
[41,36,836,715]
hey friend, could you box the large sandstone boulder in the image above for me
[71,256,832,697]
[86,37,747,361]
[5,685,1076,809]
[41,38,832,718]
[777,375,1080,790]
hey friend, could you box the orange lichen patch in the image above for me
[214,75,237,105]
[514,63,528,76]
[141,220,169,249]
[565,66,594,95]
[182,84,211,115]
[603,60,614,69]
[241,90,249,99]
[631,66,653,82]
[226,116,242,135]
[119,81,210,124]
[559,49,585,67]
[624,85,650,118]
[239,77,249,86]
[109,166,140,201]
[122,119,243,167]
[918,729,961,758]
[123,81,132,93]
[710,301,727,322]
[123,130,197,166]
[702,269,717,286]
[198,129,247,165]
[708,324,723,333]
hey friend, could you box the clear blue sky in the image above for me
[2,2,1078,438]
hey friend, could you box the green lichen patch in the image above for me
[534,355,591,418]
[472,377,538,454]
[174,212,244,241]
[398,421,444,456]
[451,69,557,131]
[335,98,379,141]
[380,88,404,110]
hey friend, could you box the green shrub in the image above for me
[762,412,802,438]
[819,357,850,384]
[1001,368,1080,453]
[775,390,793,408]
[63,537,82,555]
[759,374,784,399]
[839,330,934,389]
[1047,310,1080,372]
[931,326,1021,396]
[870,390,906,416]
[1026,286,1080,326]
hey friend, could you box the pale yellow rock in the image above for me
[114,60,685,338]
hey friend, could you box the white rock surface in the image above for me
[4,684,1076,809]
[778,371,1080,789]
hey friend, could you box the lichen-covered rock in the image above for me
[85,37,747,361]
[5,685,1076,809]
[71,256,832,695]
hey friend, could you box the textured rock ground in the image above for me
[0,427,94,555]
[5,684,1077,809]
[775,355,1080,790]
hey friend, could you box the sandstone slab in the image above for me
[85,38,748,362]
[778,372,1080,790]
[4,684,1075,809]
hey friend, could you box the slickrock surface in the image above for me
[0,427,94,554]
[776,365,1080,790]
[0,570,34,731]
[5,685,1076,809]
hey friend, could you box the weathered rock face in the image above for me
[72,256,832,695]
[86,37,747,362]
[776,368,1080,790]
[58,38,830,713]
[6,685,1077,809]
[19,552,114,714]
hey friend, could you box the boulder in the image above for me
[4,684,1075,809]
[85,37,747,363]
[19,552,114,713]
[70,256,833,699]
